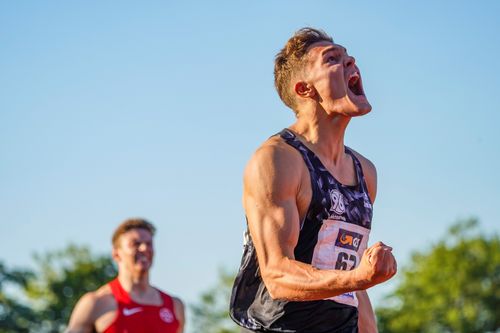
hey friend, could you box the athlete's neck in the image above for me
[118,270,150,294]
[289,110,351,165]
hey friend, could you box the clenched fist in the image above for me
[355,241,397,289]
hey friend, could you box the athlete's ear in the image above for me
[112,247,121,262]
[294,81,316,100]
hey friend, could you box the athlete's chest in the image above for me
[96,293,179,333]
[101,305,178,333]
[297,163,372,229]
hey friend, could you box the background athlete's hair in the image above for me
[112,218,156,248]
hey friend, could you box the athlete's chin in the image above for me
[335,93,371,117]
[135,262,152,273]
[347,97,372,117]
[343,104,372,117]
[355,103,372,116]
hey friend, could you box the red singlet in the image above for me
[103,278,180,333]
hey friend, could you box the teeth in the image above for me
[347,72,364,96]
[348,73,359,87]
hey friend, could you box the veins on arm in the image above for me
[244,140,359,301]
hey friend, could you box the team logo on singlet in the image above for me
[159,308,174,323]
[335,229,363,251]
[329,189,346,215]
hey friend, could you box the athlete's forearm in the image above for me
[262,256,366,301]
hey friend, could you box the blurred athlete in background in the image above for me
[66,218,184,333]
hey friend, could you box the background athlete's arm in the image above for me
[65,292,98,333]
[352,150,379,332]
[244,142,396,301]
[357,290,378,333]
[173,297,185,333]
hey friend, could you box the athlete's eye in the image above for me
[327,54,340,63]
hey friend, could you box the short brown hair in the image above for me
[112,218,156,247]
[274,27,333,110]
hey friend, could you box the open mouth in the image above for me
[135,254,150,265]
[347,72,364,96]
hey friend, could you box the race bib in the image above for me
[311,219,370,307]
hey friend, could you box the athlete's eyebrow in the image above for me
[321,45,347,57]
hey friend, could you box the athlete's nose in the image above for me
[138,242,149,252]
[344,55,355,68]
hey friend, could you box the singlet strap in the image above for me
[344,148,370,197]
[278,128,319,174]
[109,278,134,305]
[280,128,371,198]
[159,290,174,308]
[278,128,327,226]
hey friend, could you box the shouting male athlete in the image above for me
[66,218,184,333]
[230,28,397,333]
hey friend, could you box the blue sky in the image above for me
[1,1,499,330]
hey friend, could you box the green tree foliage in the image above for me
[190,268,239,333]
[25,244,117,333]
[376,218,500,333]
[0,262,37,333]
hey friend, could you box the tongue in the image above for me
[348,76,364,96]
[348,76,358,87]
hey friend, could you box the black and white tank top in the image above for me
[230,129,373,333]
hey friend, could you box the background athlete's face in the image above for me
[113,228,154,275]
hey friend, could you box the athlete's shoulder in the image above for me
[171,296,183,306]
[80,284,112,305]
[347,148,376,174]
[171,296,185,332]
[94,283,114,299]
[155,291,185,329]
[171,296,184,317]
[244,134,305,196]
[248,133,304,174]
[82,284,115,311]
[156,288,182,307]
[66,285,112,331]
[347,147,377,202]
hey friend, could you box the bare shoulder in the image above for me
[348,148,376,176]
[347,148,377,202]
[171,296,185,332]
[244,135,305,199]
[93,284,115,304]
[66,284,114,332]
[75,290,100,312]
[172,296,184,308]
[248,135,304,170]
[76,283,113,312]
[66,291,99,332]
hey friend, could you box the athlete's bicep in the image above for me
[245,192,300,263]
[65,293,97,333]
[243,144,302,285]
